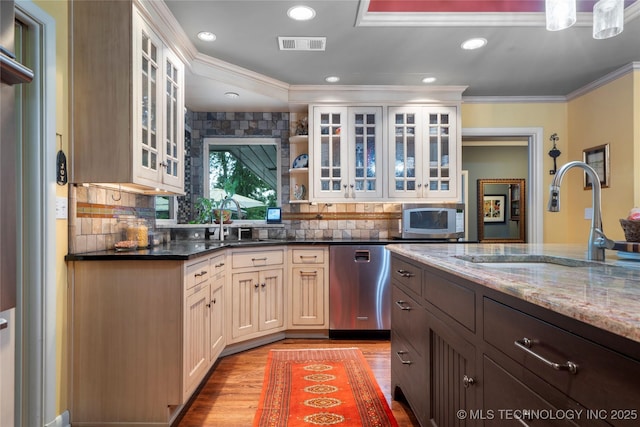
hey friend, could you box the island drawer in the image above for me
[185,258,210,290]
[483,355,592,427]
[423,267,475,332]
[484,297,640,425]
[391,331,427,425]
[391,257,422,297]
[232,249,284,269]
[392,285,428,357]
[291,248,325,264]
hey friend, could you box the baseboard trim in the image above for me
[45,410,70,427]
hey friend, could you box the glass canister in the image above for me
[135,219,149,248]
[126,219,149,248]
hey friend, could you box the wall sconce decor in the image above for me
[548,133,562,175]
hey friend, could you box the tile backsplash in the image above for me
[68,184,159,253]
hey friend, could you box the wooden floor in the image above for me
[176,338,420,426]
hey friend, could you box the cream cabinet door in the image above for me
[291,266,326,327]
[131,9,185,193]
[209,284,224,362]
[258,268,284,332]
[311,106,383,201]
[184,283,210,398]
[230,271,260,340]
[388,106,459,201]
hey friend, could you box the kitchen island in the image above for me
[386,242,640,427]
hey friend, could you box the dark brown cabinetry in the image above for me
[391,256,478,427]
[390,253,640,427]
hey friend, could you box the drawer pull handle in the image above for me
[396,269,414,278]
[395,300,412,311]
[395,350,412,365]
[194,270,208,277]
[514,337,578,374]
[299,271,318,276]
[215,262,225,268]
[463,375,475,388]
[252,257,268,262]
[299,255,318,259]
[0,318,7,330]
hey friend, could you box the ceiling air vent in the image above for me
[278,36,326,51]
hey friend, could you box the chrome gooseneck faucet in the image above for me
[218,197,242,241]
[547,161,614,261]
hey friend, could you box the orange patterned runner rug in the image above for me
[253,347,399,427]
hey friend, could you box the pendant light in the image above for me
[593,0,624,39]
[545,0,577,31]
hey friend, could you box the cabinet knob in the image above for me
[463,375,475,388]
[261,282,267,287]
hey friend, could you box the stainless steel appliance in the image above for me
[397,203,465,240]
[329,245,390,337]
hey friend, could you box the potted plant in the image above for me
[212,208,232,224]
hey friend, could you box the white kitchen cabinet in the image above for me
[209,253,226,362]
[229,248,285,343]
[310,106,383,201]
[289,247,328,328]
[388,106,459,201]
[71,1,184,194]
[183,277,210,399]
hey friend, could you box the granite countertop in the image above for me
[65,238,435,261]
[386,243,640,344]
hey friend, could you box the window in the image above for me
[204,138,280,221]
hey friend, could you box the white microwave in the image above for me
[398,203,465,240]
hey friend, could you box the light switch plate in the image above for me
[56,197,68,219]
[584,207,593,220]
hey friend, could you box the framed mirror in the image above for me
[477,178,526,243]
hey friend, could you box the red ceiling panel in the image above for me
[367,1,633,14]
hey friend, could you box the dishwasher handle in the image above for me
[354,250,371,262]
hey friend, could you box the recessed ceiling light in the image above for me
[422,77,437,83]
[197,31,216,42]
[325,76,340,83]
[224,92,239,99]
[461,38,487,50]
[287,5,316,21]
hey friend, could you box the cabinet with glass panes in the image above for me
[310,106,383,201]
[387,106,459,201]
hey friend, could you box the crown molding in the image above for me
[288,85,468,106]
[463,96,567,104]
[566,62,640,100]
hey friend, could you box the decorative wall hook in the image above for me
[548,133,561,175]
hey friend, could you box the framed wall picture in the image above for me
[483,194,506,223]
[583,144,609,189]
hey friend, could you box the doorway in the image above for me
[461,128,544,243]
[13,2,57,425]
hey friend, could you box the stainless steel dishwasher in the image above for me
[329,245,391,337]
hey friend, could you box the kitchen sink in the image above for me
[454,254,600,267]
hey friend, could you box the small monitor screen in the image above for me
[266,207,281,223]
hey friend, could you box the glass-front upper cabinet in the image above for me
[71,2,184,194]
[388,106,458,201]
[133,10,184,192]
[311,106,382,201]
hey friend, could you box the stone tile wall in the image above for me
[181,110,403,240]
